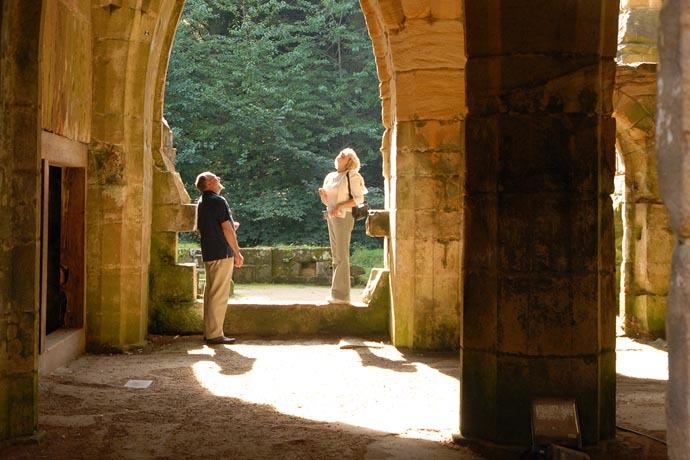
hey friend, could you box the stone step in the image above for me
[196,299,388,337]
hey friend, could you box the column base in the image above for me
[0,430,46,449]
[452,432,529,457]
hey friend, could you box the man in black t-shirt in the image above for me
[195,171,244,345]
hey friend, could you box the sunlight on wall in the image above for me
[189,343,459,441]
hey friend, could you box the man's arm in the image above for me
[221,220,244,268]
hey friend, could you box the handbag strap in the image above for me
[346,171,353,200]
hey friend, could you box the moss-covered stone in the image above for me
[149,263,196,304]
[149,301,203,335]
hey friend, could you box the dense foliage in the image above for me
[165,0,383,247]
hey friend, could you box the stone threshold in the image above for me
[39,328,85,376]
[228,299,368,308]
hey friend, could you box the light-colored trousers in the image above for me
[203,257,234,340]
[327,213,354,301]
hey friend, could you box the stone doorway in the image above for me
[38,133,87,375]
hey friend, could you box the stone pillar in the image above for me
[87,1,179,350]
[657,1,690,457]
[360,0,465,350]
[618,0,661,64]
[0,1,42,441]
[461,1,618,446]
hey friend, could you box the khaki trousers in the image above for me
[327,213,354,301]
[203,257,234,340]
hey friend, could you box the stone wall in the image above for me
[178,246,368,287]
[230,247,333,285]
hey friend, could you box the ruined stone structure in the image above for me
[2,0,690,457]
[614,0,672,339]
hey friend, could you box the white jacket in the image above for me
[322,171,367,218]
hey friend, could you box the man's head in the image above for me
[195,171,224,193]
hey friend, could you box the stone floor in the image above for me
[231,284,365,305]
[0,336,668,459]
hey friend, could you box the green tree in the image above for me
[165,0,383,246]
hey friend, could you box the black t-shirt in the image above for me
[197,191,235,262]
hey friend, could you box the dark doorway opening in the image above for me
[46,165,65,334]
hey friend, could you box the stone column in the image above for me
[657,1,690,457]
[87,1,179,350]
[0,1,42,441]
[360,0,465,350]
[461,1,618,446]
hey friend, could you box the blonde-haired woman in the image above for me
[319,148,368,304]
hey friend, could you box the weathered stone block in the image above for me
[243,248,272,265]
[362,268,386,304]
[391,238,414,277]
[468,57,614,115]
[499,116,600,193]
[495,355,531,444]
[0,373,38,439]
[389,19,465,72]
[465,0,618,57]
[395,69,466,121]
[632,294,667,338]
[497,195,581,273]
[152,204,195,232]
[149,301,203,335]
[460,349,497,440]
[463,272,497,350]
[365,209,390,238]
[393,209,415,240]
[396,119,464,152]
[465,116,498,193]
[464,194,497,270]
[617,8,660,64]
[415,152,464,178]
[150,263,196,304]
[153,169,191,205]
[571,275,600,355]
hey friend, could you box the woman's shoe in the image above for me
[327,297,350,304]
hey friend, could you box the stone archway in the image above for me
[0,0,626,451]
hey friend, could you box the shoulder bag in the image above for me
[346,171,370,221]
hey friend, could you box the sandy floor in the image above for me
[1,336,669,459]
[231,284,365,304]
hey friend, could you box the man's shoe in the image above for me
[205,336,236,345]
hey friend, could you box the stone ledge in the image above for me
[151,298,389,338]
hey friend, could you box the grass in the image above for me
[179,241,200,250]
[350,246,384,283]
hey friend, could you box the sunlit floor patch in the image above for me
[616,337,668,381]
[190,342,459,441]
